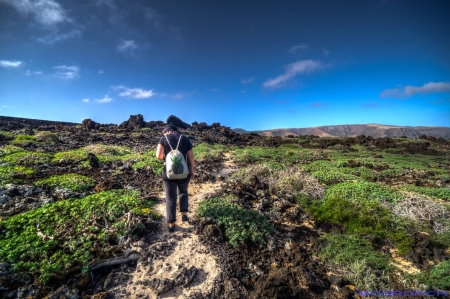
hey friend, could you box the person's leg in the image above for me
[177,180,189,216]
[163,180,178,226]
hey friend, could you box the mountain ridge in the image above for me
[232,124,450,139]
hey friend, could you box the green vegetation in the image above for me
[311,169,356,184]
[318,233,391,270]
[303,195,413,254]
[35,174,97,192]
[398,185,450,200]
[193,143,229,161]
[323,181,402,204]
[0,165,34,185]
[0,190,157,283]
[0,131,15,140]
[413,260,450,290]
[11,134,35,145]
[231,145,315,169]
[35,131,59,143]
[197,195,273,248]
[0,145,24,156]
[2,151,52,166]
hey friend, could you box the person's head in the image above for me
[163,124,178,135]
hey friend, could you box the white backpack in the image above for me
[164,134,190,179]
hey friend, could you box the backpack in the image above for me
[164,134,190,179]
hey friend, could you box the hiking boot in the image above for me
[168,224,175,232]
[182,215,189,222]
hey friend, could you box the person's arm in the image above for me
[187,149,194,179]
[156,144,165,161]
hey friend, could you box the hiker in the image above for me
[156,123,195,232]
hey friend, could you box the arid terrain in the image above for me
[0,115,449,299]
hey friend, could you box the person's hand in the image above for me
[190,170,194,179]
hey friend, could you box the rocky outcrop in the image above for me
[119,114,146,130]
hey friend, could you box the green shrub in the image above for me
[305,195,413,254]
[2,151,52,165]
[399,185,450,200]
[323,181,402,204]
[193,143,228,161]
[131,150,163,175]
[35,174,97,192]
[11,135,35,145]
[0,145,24,157]
[0,165,34,185]
[318,234,391,270]
[35,131,59,143]
[0,131,15,141]
[0,190,155,283]
[311,169,356,185]
[413,260,450,289]
[197,196,273,248]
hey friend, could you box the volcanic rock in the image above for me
[81,119,99,130]
[119,114,146,130]
[166,115,190,129]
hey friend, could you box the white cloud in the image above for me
[172,92,195,100]
[323,49,330,56]
[53,65,79,79]
[0,0,70,26]
[241,77,254,84]
[114,85,155,99]
[288,43,308,54]
[82,98,90,103]
[96,95,113,103]
[0,60,23,68]
[380,82,450,98]
[37,28,82,44]
[263,60,323,90]
[98,70,104,74]
[0,105,9,110]
[117,39,138,54]
[25,70,42,76]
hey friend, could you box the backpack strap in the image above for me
[164,133,183,151]
[164,134,174,151]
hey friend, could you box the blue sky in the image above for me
[0,0,449,130]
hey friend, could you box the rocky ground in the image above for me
[0,115,449,299]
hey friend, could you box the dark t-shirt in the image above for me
[158,132,193,181]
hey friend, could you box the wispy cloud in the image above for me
[117,39,138,54]
[311,102,324,107]
[0,60,23,68]
[241,77,254,84]
[362,102,378,108]
[53,65,79,79]
[427,99,450,105]
[82,98,90,103]
[263,60,323,90]
[98,70,104,74]
[288,43,308,54]
[96,95,113,103]
[1,0,69,26]
[160,91,196,100]
[25,70,42,76]
[0,105,9,110]
[37,28,82,44]
[114,85,155,99]
[323,49,330,56]
[380,82,450,98]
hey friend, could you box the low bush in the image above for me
[2,151,52,166]
[0,190,156,283]
[35,174,97,192]
[193,143,228,161]
[0,165,34,185]
[304,195,413,254]
[197,196,273,248]
[35,131,59,143]
[131,150,163,175]
[413,260,450,290]
[323,181,402,204]
[399,185,450,200]
[11,135,35,145]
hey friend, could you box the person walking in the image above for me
[156,123,195,232]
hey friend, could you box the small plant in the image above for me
[193,143,228,161]
[2,151,52,166]
[0,189,156,284]
[35,131,59,143]
[0,165,34,185]
[11,134,35,145]
[323,181,402,204]
[35,174,97,192]
[197,196,273,248]
[398,185,450,201]
[413,260,450,290]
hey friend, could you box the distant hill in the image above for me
[233,124,450,139]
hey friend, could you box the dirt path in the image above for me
[115,154,238,298]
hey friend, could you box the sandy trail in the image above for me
[121,153,237,298]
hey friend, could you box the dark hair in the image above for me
[163,124,178,133]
